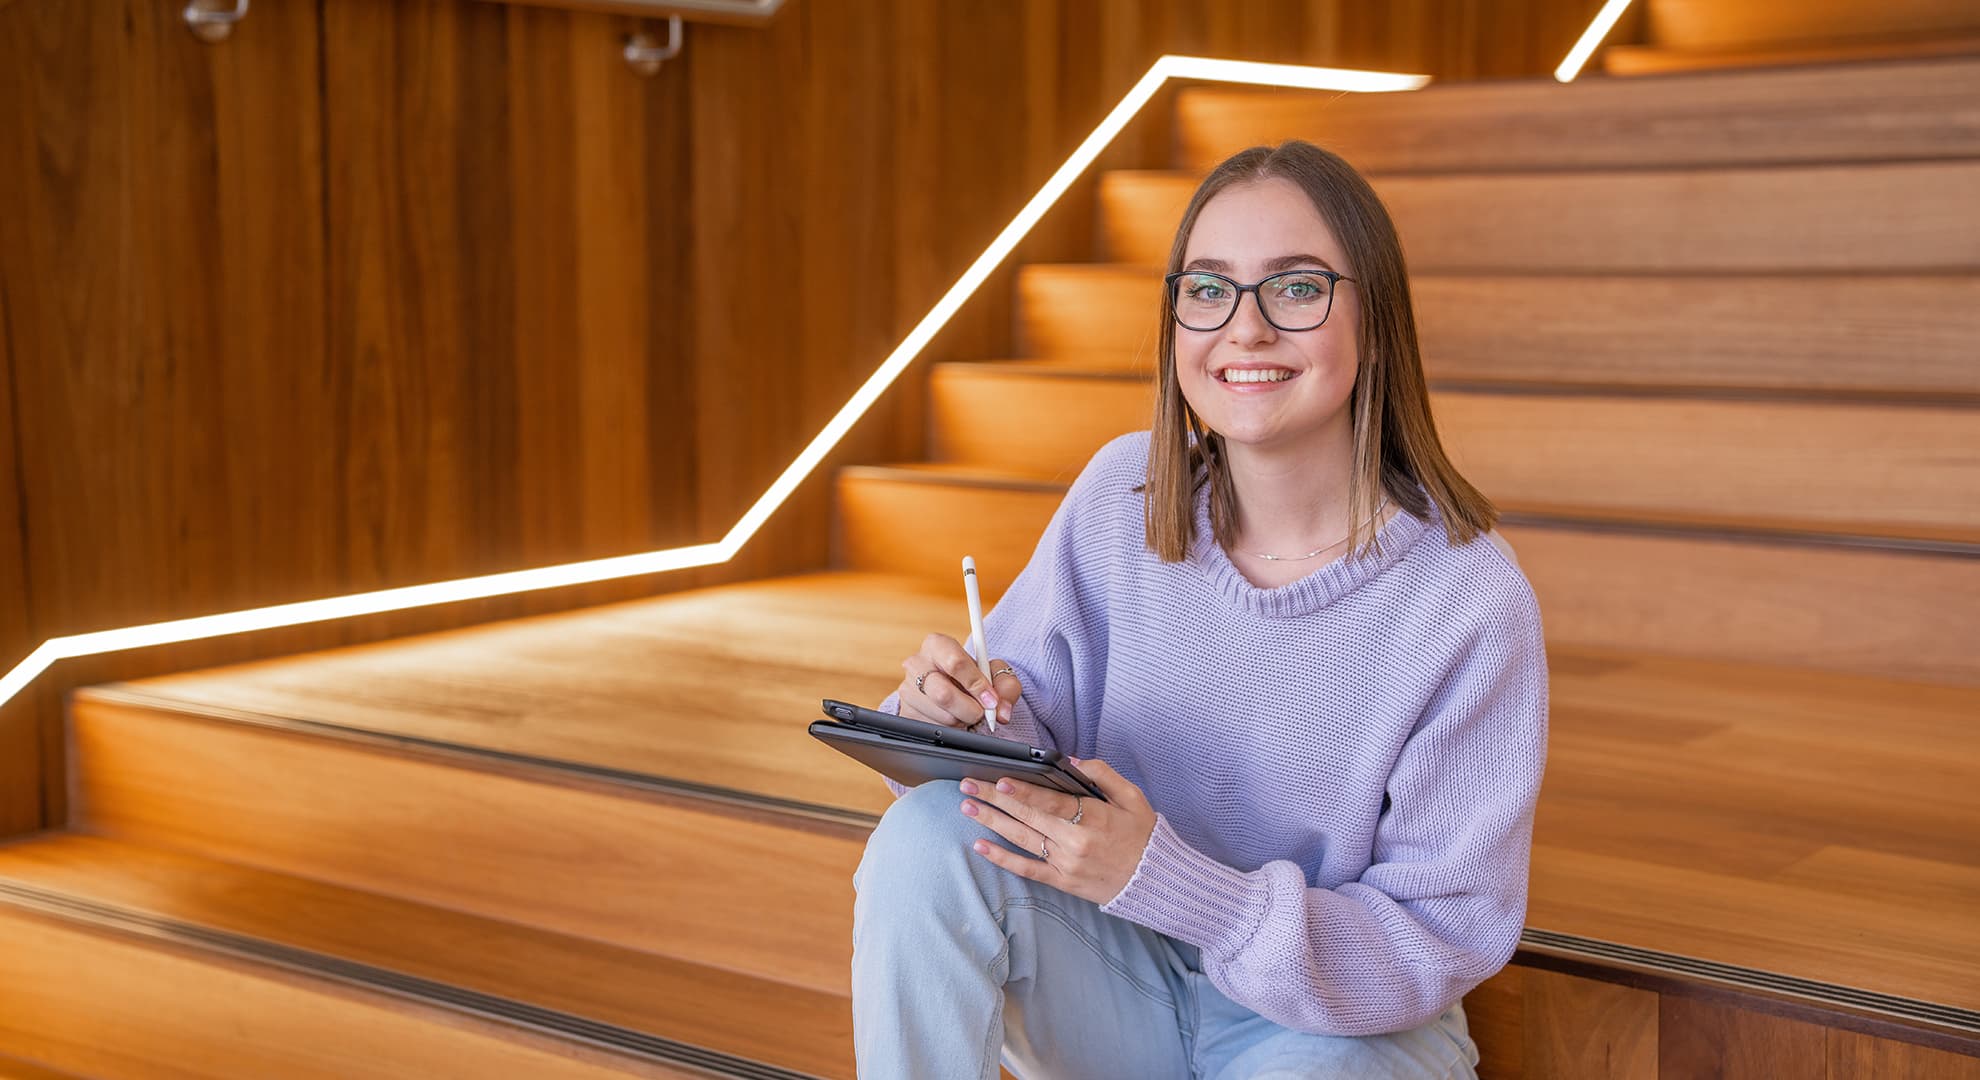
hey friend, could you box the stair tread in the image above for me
[1176,53,1980,173]
[93,570,953,821]
[0,833,855,1078]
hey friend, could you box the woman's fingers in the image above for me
[961,776,1079,837]
[924,632,1002,725]
[900,657,976,728]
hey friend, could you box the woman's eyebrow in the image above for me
[1181,254,1338,273]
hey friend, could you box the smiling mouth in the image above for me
[1216,368,1297,384]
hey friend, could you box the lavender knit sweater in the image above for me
[878,431,1549,1037]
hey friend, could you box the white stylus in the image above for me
[962,556,997,732]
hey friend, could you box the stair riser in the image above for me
[0,907,694,1079]
[836,472,1980,684]
[927,370,1980,535]
[1101,164,1980,271]
[69,700,866,997]
[1021,267,1980,396]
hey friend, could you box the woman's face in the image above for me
[1173,177,1360,457]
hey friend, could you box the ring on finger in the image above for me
[1068,797,1084,827]
[1039,836,1050,861]
[914,671,929,695]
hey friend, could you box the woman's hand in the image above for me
[958,759,1158,906]
[897,632,1021,729]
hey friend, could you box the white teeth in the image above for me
[1220,369,1294,384]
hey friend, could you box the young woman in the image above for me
[851,140,1548,1080]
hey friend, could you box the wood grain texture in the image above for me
[0,833,858,1078]
[0,273,30,836]
[1827,1029,1980,1079]
[1104,164,1980,272]
[1604,35,1980,77]
[1524,969,1658,1079]
[1658,996,1827,1079]
[924,362,1980,538]
[0,0,1752,833]
[1020,265,1980,396]
[0,904,699,1079]
[831,466,1980,684]
[0,1053,85,1080]
[1505,523,1980,685]
[107,571,1980,1011]
[70,695,870,995]
[1647,0,1980,51]
[1180,54,1980,174]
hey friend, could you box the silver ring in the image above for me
[1068,797,1084,827]
[1038,837,1050,861]
[914,671,928,695]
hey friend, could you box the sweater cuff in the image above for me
[1101,813,1270,959]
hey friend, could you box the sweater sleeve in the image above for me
[873,436,1135,798]
[1100,586,1550,1035]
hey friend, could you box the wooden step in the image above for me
[924,362,1980,538]
[1018,263,1980,397]
[86,571,1980,1059]
[1177,55,1980,173]
[0,1053,87,1079]
[68,690,871,997]
[0,901,700,1078]
[1646,0,1980,53]
[0,833,853,1078]
[834,463,1980,684]
[118,570,956,819]
[1100,165,1980,272]
[1604,33,1980,76]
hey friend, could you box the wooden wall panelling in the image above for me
[0,218,31,833]
[0,0,332,639]
[323,0,701,625]
[324,0,515,623]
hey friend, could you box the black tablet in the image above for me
[810,699,1105,801]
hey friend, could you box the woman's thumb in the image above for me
[1070,757,1136,802]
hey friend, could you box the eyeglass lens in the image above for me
[1171,271,1336,332]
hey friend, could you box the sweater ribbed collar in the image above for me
[1187,481,1433,619]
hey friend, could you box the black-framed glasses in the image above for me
[1164,268,1354,333]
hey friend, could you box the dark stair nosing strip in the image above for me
[1496,509,1980,559]
[0,879,828,1080]
[1520,927,1980,1037]
[82,685,880,834]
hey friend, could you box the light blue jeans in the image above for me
[852,781,1482,1080]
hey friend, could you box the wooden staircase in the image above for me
[4,55,1980,1078]
[1603,0,1980,75]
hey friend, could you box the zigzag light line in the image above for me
[0,55,1430,714]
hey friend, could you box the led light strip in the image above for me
[1555,0,1637,82]
[0,55,1429,715]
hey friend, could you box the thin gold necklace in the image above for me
[1237,496,1391,562]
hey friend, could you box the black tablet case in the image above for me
[810,699,1104,800]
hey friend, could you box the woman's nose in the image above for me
[1225,290,1278,347]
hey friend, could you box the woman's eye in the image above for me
[1186,279,1228,300]
[1275,277,1323,301]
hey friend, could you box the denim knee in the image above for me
[854,780,980,897]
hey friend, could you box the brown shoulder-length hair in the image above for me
[1145,140,1497,562]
